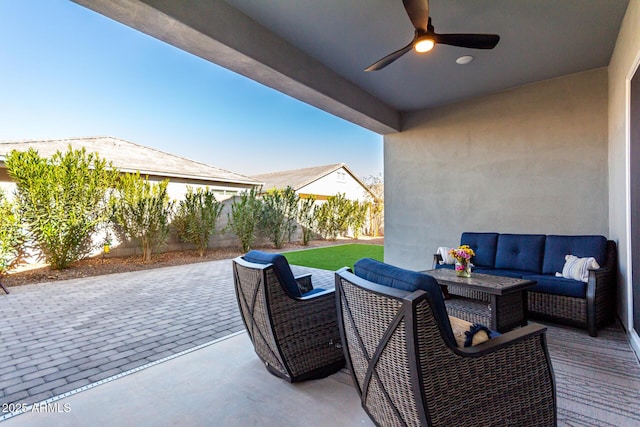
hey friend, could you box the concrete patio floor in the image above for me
[0,258,336,422]
[2,257,640,425]
[1,332,373,427]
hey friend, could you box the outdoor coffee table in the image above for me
[423,268,536,333]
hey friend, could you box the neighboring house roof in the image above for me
[252,163,375,199]
[0,136,261,186]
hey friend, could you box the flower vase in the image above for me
[455,259,471,277]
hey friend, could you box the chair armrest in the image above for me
[587,267,616,295]
[585,267,617,335]
[457,323,547,356]
[588,240,618,306]
[295,273,313,293]
[433,253,443,269]
[299,288,335,299]
[426,322,556,426]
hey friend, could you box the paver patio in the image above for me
[2,258,640,426]
[0,258,334,410]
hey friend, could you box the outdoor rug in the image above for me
[545,321,640,426]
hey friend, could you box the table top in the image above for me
[422,268,536,295]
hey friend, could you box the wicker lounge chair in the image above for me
[232,251,345,382]
[335,264,557,427]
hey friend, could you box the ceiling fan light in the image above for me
[414,37,435,53]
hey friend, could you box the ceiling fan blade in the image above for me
[365,41,415,72]
[402,0,429,32]
[436,33,500,49]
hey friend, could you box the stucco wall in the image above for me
[608,0,640,334]
[385,68,609,271]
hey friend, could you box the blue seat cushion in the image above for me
[473,268,529,279]
[542,235,607,275]
[524,274,586,298]
[354,258,455,344]
[494,234,546,273]
[460,232,499,268]
[243,250,301,298]
[302,288,326,297]
[435,263,455,270]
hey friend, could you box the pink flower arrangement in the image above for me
[448,245,475,271]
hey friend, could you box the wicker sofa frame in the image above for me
[528,240,617,337]
[435,237,617,337]
[335,267,557,427]
[232,256,345,383]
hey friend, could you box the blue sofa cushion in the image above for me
[542,235,607,275]
[460,232,499,268]
[354,258,455,344]
[494,234,546,273]
[473,268,530,279]
[523,274,587,298]
[243,250,301,298]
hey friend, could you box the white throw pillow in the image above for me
[556,255,600,283]
[437,247,455,264]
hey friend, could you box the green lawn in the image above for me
[283,244,383,271]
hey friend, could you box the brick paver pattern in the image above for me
[0,258,333,406]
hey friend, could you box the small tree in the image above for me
[259,187,299,248]
[226,187,261,252]
[5,147,118,269]
[313,202,332,240]
[282,187,299,243]
[111,172,174,263]
[259,189,287,248]
[335,193,355,237]
[0,190,26,278]
[348,201,369,239]
[297,195,317,246]
[314,193,353,240]
[173,187,224,256]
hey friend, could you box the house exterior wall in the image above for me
[297,168,372,201]
[608,0,640,351]
[0,168,13,196]
[384,68,608,271]
[140,174,250,202]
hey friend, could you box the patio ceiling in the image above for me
[72,0,629,134]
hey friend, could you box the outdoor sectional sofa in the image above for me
[434,232,617,336]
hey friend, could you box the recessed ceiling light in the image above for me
[456,55,474,65]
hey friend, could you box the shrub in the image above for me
[314,193,353,240]
[259,187,298,248]
[5,147,118,269]
[173,187,224,256]
[348,201,369,239]
[0,190,26,276]
[226,187,261,252]
[110,172,174,263]
[297,195,317,246]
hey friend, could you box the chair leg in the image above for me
[0,279,9,294]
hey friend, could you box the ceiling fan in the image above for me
[365,0,500,71]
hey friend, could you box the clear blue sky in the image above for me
[0,0,383,179]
